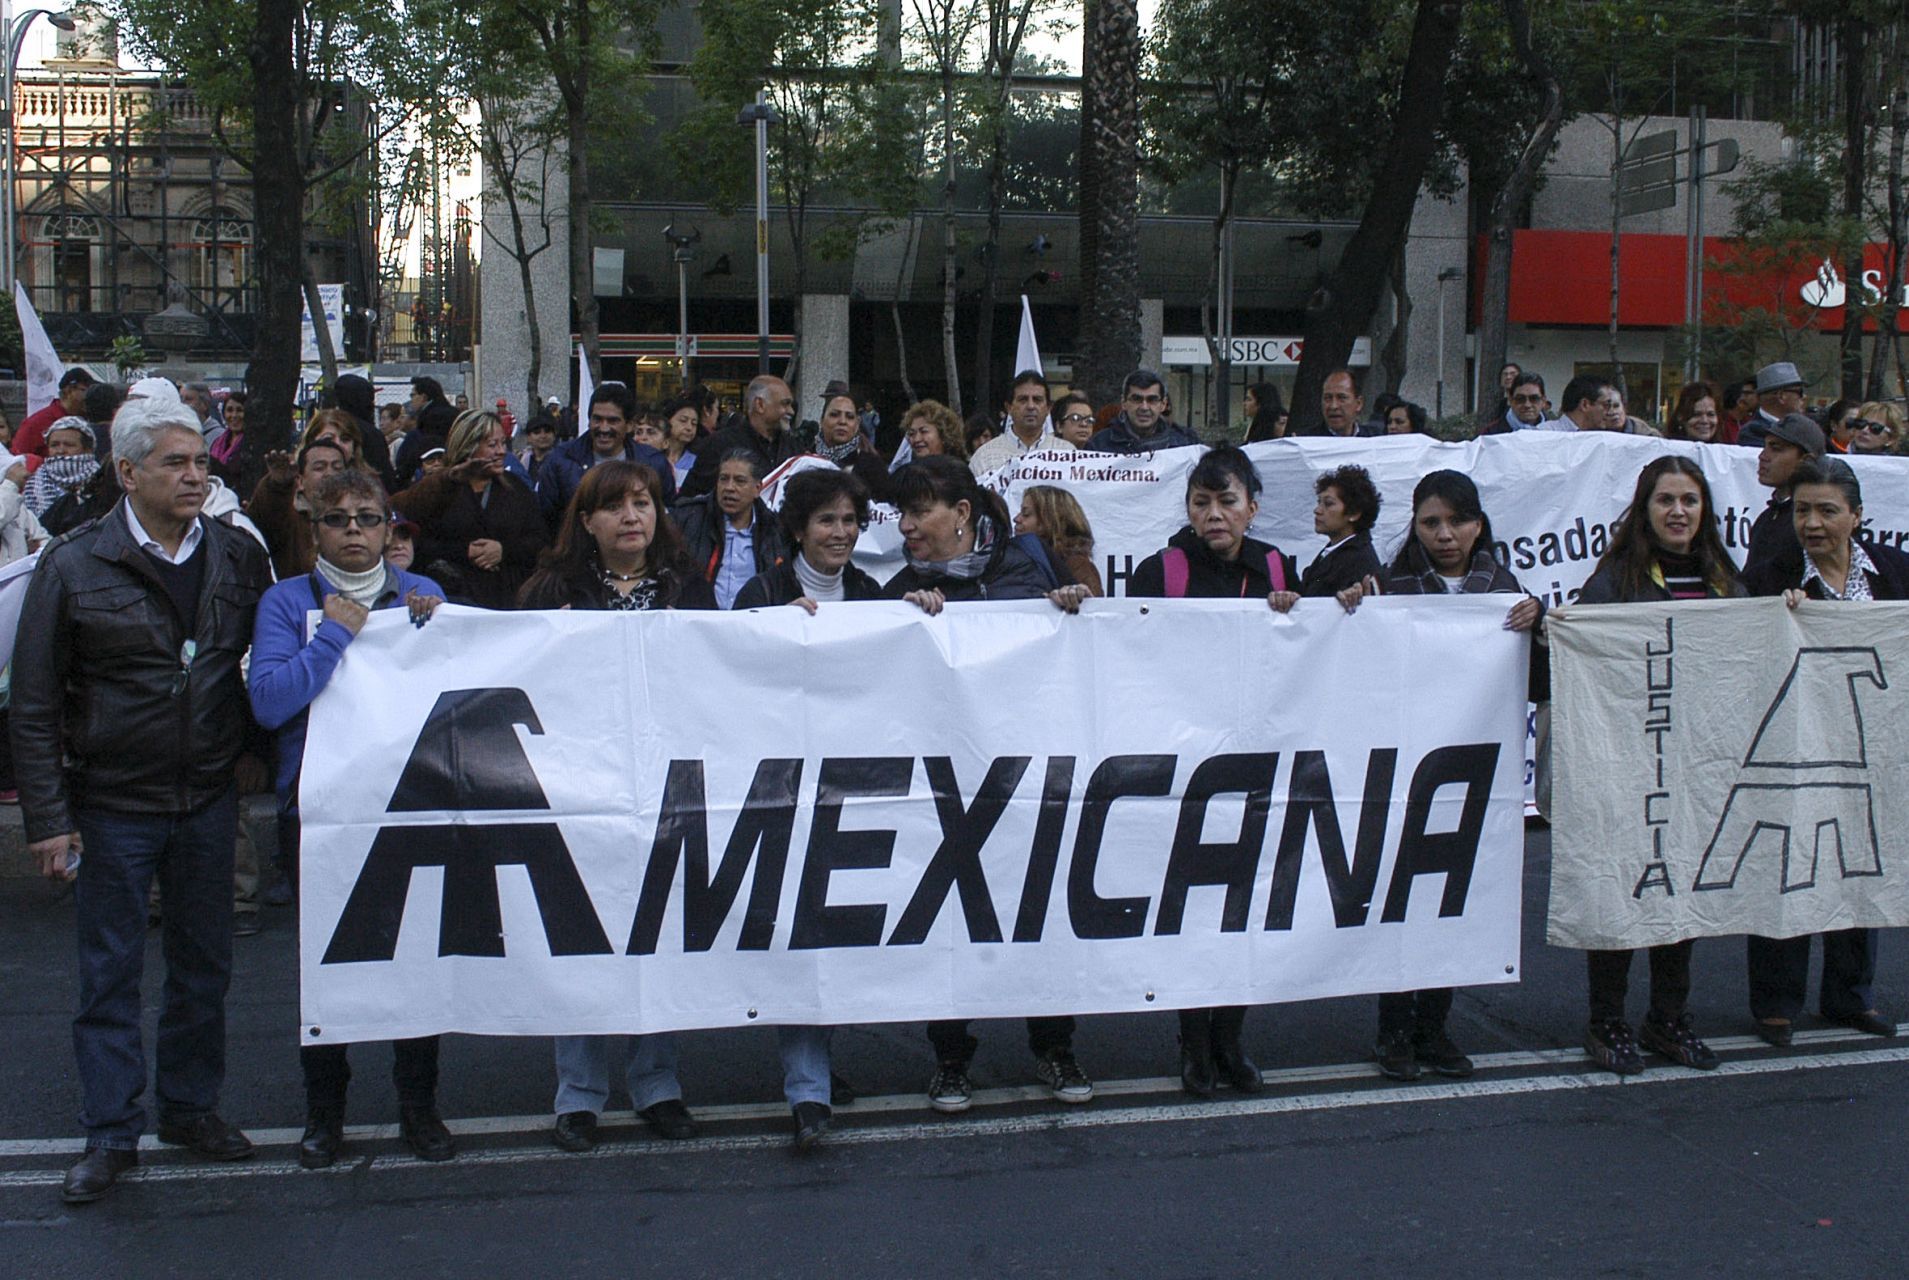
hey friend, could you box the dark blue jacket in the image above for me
[1084,412,1202,455]
[249,565,444,803]
[533,433,675,528]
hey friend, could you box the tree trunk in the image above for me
[1606,115,1626,401]
[566,0,599,384]
[1877,80,1908,400]
[1476,0,1565,426]
[1840,15,1871,400]
[938,71,962,416]
[1076,0,1142,406]
[1204,161,1237,431]
[1291,0,1462,431]
[301,269,339,387]
[244,0,304,496]
[1076,0,1100,401]
[1378,244,1411,395]
[971,118,1009,419]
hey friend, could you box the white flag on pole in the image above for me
[576,342,594,426]
[15,282,61,416]
[1015,295,1050,431]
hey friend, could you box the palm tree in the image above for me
[1076,0,1141,406]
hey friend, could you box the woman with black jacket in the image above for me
[882,455,1094,1118]
[1740,457,1900,1047]
[1340,470,1543,1085]
[393,409,547,610]
[515,460,707,1157]
[1572,456,1743,1074]
[1298,464,1383,598]
[734,468,883,610]
[1129,447,1298,1098]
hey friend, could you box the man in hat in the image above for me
[14,367,100,458]
[1741,362,1807,451]
[1744,411,1827,578]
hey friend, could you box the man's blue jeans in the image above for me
[72,789,238,1150]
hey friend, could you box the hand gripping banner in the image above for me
[298,598,1530,1043]
[1547,599,1909,949]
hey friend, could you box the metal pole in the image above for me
[1691,106,1706,384]
[1214,165,1232,433]
[1683,106,1698,382]
[753,89,770,374]
[1435,274,1447,421]
[3,9,18,300]
[676,251,690,389]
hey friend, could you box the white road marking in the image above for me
[0,1035,1903,1190]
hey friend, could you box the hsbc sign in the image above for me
[1162,335,1373,368]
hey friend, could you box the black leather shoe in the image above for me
[552,1110,597,1153]
[232,912,261,938]
[638,1098,698,1141]
[1180,1043,1218,1098]
[399,1104,456,1162]
[156,1112,255,1161]
[1831,1010,1897,1038]
[1754,1019,1794,1048]
[1212,1039,1264,1093]
[792,1101,831,1152]
[61,1146,137,1204]
[829,1072,857,1106]
[299,1106,345,1169]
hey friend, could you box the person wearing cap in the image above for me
[1085,369,1201,453]
[1740,456,1906,1048]
[14,367,100,458]
[1743,411,1826,579]
[385,510,419,571]
[1740,362,1807,450]
[22,418,101,521]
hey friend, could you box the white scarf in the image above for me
[317,556,391,607]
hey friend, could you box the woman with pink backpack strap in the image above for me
[1128,446,1297,1097]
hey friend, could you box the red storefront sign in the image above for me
[1485,230,1909,332]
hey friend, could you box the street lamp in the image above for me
[1435,265,1463,421]
[663,222,699,389]
[1,7,77,298]
[736,94,779,373]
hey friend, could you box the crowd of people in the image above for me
[5,355,1904,1206]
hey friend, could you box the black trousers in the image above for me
[1377,988,1454,1039]
[927,1017,1074,1066]
[1587,941,1693,1024]
[300,1038,442,1109]
[1746,930,1877,1022]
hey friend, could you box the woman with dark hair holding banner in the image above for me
[734,468,883,611]
[516,461,709,1153]
[248,469,450,1168]
[882,455,1095,1115]
[1340,470,1541,1082]
[1574,455,1742,1074]
[1129,446,1299,1097]
[1740,457,1904,1046]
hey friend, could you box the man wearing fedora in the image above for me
[1740,362,1807,450]
[1745,411,1827,577]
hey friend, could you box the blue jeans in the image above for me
[552,1035,681,1116]
[72,790,239,1150]
[778,1026,833,1107]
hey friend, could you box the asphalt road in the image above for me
[3,829,1904,1278]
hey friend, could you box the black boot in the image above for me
[1209,1006,1263,1093]
[299,1104,345,1170]
[399,1103,456,1162]
[1179,1009,1217,1098]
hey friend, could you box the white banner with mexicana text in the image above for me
[298,598,1529,1043]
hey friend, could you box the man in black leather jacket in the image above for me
[10,396,272,1204]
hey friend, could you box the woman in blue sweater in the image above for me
[248,468,447,1170]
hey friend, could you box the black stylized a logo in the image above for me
[321,688,612,963]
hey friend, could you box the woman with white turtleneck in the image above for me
[732,468,884,611]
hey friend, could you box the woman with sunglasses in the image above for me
[249,469,449,1169]
[1847,403,1904,456]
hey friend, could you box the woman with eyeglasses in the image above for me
[1050,391,1100,449]
[1847,402,1904,456]
[249,469,449,1169]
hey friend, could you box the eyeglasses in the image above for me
[317,511,388,529]
[1855,420,1896,436]
[1510,393,1545,404]
[1059,412,1096,424]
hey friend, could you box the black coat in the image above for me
[9,502,273,841]
[1744,493,1804,580]
[670,495,791,587]
[679,419,802,500]
[1741,538,1909,601]
[883,532,1059,601]
[1129,526,1296,599]
[398,471,549,610]
[517,564,716,612]
[1298,532,1382,597]
[1577,557,1746,605]
[733,558,884,609]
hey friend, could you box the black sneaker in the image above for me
[927,1062,972,1114]
[1375,1030,1421,1081]
[1035,1050,1094,1104]
[552,1110,597,1153]
[1413,1030,1474,1078]
[792,1101,831,1151]
[1584,1018,1645,1075]
[1639,1013,1719,1070]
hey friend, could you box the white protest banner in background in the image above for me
[1546,599,1909,950]
[300,283,346,363]
[299,598,1528,1044]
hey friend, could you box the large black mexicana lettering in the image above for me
[321,689,612,964]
